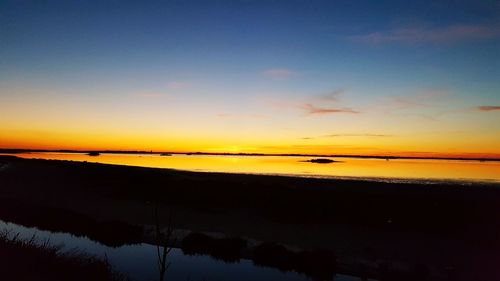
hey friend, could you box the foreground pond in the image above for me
[0,220,373,281]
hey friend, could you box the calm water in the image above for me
[9,152,500,183]
[0,220,371,281]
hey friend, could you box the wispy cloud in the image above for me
[262,68,296,79]
[351,24,500,44]
[299,89,358,116]
[476,105,500,111]
[301,103,359,115]
[167,82,190,89]
[258,89,356,116]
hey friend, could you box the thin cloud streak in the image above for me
[477,106,500,111]
[351,24,500,44]
[301,103,359,115]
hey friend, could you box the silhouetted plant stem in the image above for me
[154,202,174,281]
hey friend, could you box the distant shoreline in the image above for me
[1,148,500,162]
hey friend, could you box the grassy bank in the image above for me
[0,230,126,281]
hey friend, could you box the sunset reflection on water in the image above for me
[11,152,500,183]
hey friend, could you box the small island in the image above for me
[302,158,339,164]
[87,152,100,156]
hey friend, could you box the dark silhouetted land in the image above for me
[0,155,499,280]
[302,158,339,163]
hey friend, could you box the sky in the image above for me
[1,0,499,157]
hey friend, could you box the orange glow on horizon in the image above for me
[2,137,500,159]
[2,85,499,160]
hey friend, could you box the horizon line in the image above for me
[1,148,500,162]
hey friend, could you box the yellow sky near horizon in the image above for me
[1,86,500,158]
[2,123,500,158]
[0,96,498,157]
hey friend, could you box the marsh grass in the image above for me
[0,230,128,281]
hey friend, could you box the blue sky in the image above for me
[1,0,499,155]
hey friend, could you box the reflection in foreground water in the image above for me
[12,152,500,182]
[0,220,372,281]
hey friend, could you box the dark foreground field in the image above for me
[0,155,499,280]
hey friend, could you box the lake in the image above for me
[9,152,500,183]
